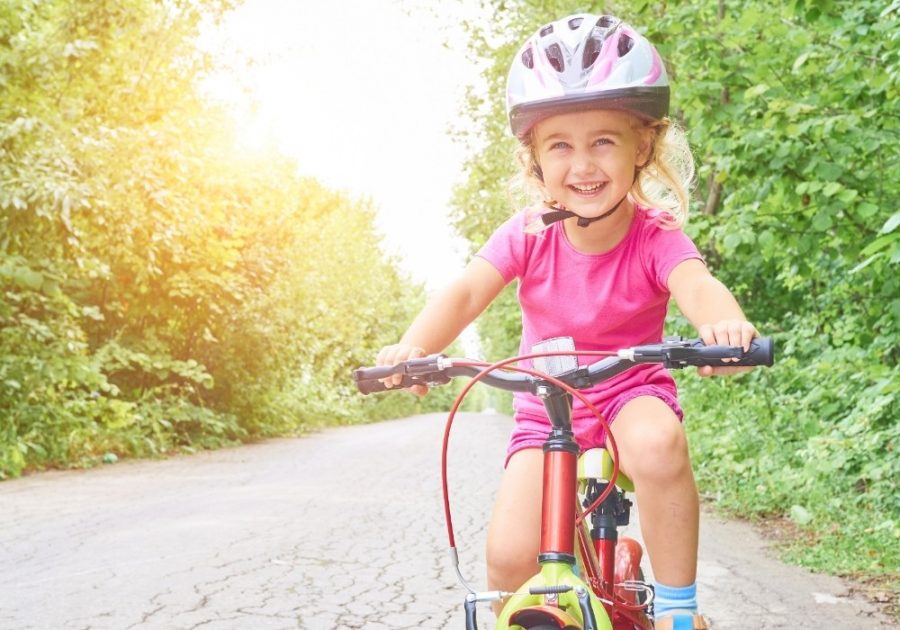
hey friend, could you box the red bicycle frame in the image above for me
[536,390,653,630]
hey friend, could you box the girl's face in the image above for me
[532,109,651,219]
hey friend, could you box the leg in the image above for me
[608,396,699,587]
[485,447,543,615]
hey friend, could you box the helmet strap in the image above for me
[540,192,630,228]
[541,168,638,228]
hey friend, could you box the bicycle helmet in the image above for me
[507,14,670,139]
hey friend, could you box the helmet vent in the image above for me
[582,36,602,69]
[545,43,564,72]
[568,17,583,30]
[521,47,534,69]
[597,15,616,28]
[540,24,554,37]
[617,34,634,56]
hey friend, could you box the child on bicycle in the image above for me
[377,13,757,629]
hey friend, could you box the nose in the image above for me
[571,150,597,176]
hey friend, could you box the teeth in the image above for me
[571,183,605,193]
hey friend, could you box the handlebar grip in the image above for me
[353,355,450,395]
[355,377,390,395]
[734,336,774,367]
[685,337,774,367]
[354,375,433,395]
[355,374,412,395]
[353,365,402,381]
[352,366,398,395]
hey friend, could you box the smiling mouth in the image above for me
[569,182,608,194]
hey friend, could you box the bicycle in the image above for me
[353,336,774,629]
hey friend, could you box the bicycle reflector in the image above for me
[531,336,579,376]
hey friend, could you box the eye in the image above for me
[549,141,570,150]
[593,137,613,146]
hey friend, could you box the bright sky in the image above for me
[202,0,487,289]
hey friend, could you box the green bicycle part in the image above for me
[577,448,634,492]
[495,560,613,630]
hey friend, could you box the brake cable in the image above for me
[438,350,621,592]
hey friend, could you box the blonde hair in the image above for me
[512,115,695,232]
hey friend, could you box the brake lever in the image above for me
[663,344,743,369]
[621,337,743,369]
[622,337,691,362]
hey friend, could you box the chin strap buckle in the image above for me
[540,193,629,228]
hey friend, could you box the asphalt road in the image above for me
[1,413,893,629]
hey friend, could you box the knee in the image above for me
[620,418,691,484]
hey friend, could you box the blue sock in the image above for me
[653,581,698,620]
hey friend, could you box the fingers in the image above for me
[699,320,757,349]
[375,344,427,391]
[698,319,758,374]
[741,321,758,352]
[695,362,752,378]
[698,323,717,347]
[701,364,753,377]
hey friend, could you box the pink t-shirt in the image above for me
[476,206,703,421]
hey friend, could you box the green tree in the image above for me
[452,0,898,579]
[0,0,436,478]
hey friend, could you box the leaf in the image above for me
[790,505,813,525]
[880,212,900,234]
[838,189,858,203]
[792,51,811,72]
[82,306,104,321]
[816,162,843,180]
[723,233,742,250]
[849,253,881,274]
[13,267,43,290]
[744,84,770,98]
[857,202,878,218]
[860,234,895,257]
[812,211,833,231]
[822,182,842,197]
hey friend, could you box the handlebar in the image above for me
[353,336,774,395]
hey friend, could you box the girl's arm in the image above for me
[377,256,507,393]
[667,258,758,377]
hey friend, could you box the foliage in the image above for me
[0,0,437,478]
[672,313,899,576]
[453,0,899,581]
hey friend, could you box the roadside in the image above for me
[1,413,895,629]
[752,515,899,623]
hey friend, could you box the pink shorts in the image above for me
[505,383,683,466]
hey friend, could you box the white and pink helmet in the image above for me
[507,14,670,138]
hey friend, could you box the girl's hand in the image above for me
[375,344,429,396]
[697,319,758,377]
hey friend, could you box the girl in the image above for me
[377,13,757,629]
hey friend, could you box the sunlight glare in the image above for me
[201,0,487,288]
